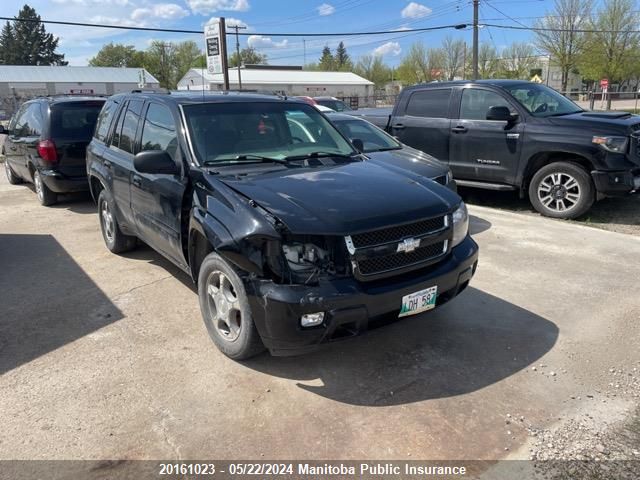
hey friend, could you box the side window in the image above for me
[140,103,178,160]
[405,89,451,118]
[460,89,514,120]
[110,102,127,148]
[94,99,119,142]
[11,105,29,136]
[118,100,143,154]
[14,103,43,136]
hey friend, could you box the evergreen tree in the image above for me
[0,23,17,64]
[335,41,351,70]
[318,46,335,71]
[0,5,67,65]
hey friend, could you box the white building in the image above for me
[177,65,374,104]
[0,66,159,118]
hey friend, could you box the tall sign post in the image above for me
[205,17,230,90]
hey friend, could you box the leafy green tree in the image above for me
[0,5,66,65]
[534,0,593,91]
[228,46,267,67]
[396,41,445,84]
[88,43,144,68]
[478,43,499,79]
[318,46,335,70]
[144,41,177,89]
[498,42,540,79]
[354,54,391,88]
[174,41,204,82]
[578,0,640,86]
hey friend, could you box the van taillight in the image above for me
[37,140,58,164]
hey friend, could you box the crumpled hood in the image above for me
[218,161,460,235]
[365,146,449,179]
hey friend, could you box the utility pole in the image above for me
[229,23,247,90]
[303,39,306,67]
[472,0,479,80]
[219,17,230,90]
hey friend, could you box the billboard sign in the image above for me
[205,21,222,75]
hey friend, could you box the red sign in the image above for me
[600,79,609,88]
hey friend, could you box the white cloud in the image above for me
[401,2,432,19]
[52,0,131,5]
[317,3,335,16]
[373,41,402,57]
[131,4,189,21]
[187,0,250,15]
[205,16,249,28]
[89,15,145,27]
[247,35,288,49]
[392,24,411,31]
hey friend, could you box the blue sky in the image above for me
[4,0,559,67]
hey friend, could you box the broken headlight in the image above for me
[281,240,335,284]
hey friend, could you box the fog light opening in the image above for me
[301,312,325,328]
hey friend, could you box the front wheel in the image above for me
[198,252,265,360]
[528,162,594,219]
[33,170,57,206]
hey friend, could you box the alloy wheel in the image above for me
[34,172,44,203]
[206,270,242,342]
[537,172,581,213]
[101,200,115,243]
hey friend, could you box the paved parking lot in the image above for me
[0,172,639,463]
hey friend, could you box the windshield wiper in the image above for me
[285,151,357,161]
[205,154,288,165]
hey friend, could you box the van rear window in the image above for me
[50,102,105,140]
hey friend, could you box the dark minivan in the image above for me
[2,96,106,205]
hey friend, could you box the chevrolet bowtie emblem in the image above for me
[397,237,420,253]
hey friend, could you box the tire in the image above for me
[33,170,57,206]
[98,189,137,254]
[198,252,265,360]
[528,161,594,219]
[4,159,22,185]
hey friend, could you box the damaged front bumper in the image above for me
[244,235,479,356]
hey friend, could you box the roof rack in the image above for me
[130,88,171,94]
[37,93,110,98]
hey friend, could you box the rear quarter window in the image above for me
[51,102,105,141]
[405,89,452,118]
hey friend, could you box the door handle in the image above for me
[132,175,142,188]
[103,160,112,169]
[451,125,468,133]
[392,124,405,130]
[9,145,17,151]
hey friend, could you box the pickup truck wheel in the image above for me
[33,171,57,206]
[198,252,265,360]
[529,162,594,219]
[98,189,136,253]
[5,159,22,185]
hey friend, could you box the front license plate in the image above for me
[399,286,438,317]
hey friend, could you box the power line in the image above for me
[0,15,469,37]
[483,22,640,34]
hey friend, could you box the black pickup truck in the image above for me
[352,80,640,219]
[86,92,478,359]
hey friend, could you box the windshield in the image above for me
[504,83,583,117]
[333,118,400,153]
[183,102,355,164]
[318,99,352,112]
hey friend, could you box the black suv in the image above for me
[86,92,478,359]
[1,96,106,205]
[352,81,640,219]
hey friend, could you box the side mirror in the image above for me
[352,138,364,152]
[486,106,517,122]
[133,150,178,175]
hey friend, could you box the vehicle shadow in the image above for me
[245,287,558,406]
[469,215,492,235]
[50,193,97,214]
[0,234,124,375]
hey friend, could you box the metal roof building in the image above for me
[177,66,374,101]
[0,66,159,119]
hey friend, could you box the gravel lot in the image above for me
[0,167,639,477]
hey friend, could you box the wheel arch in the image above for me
[522,152,594,193]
